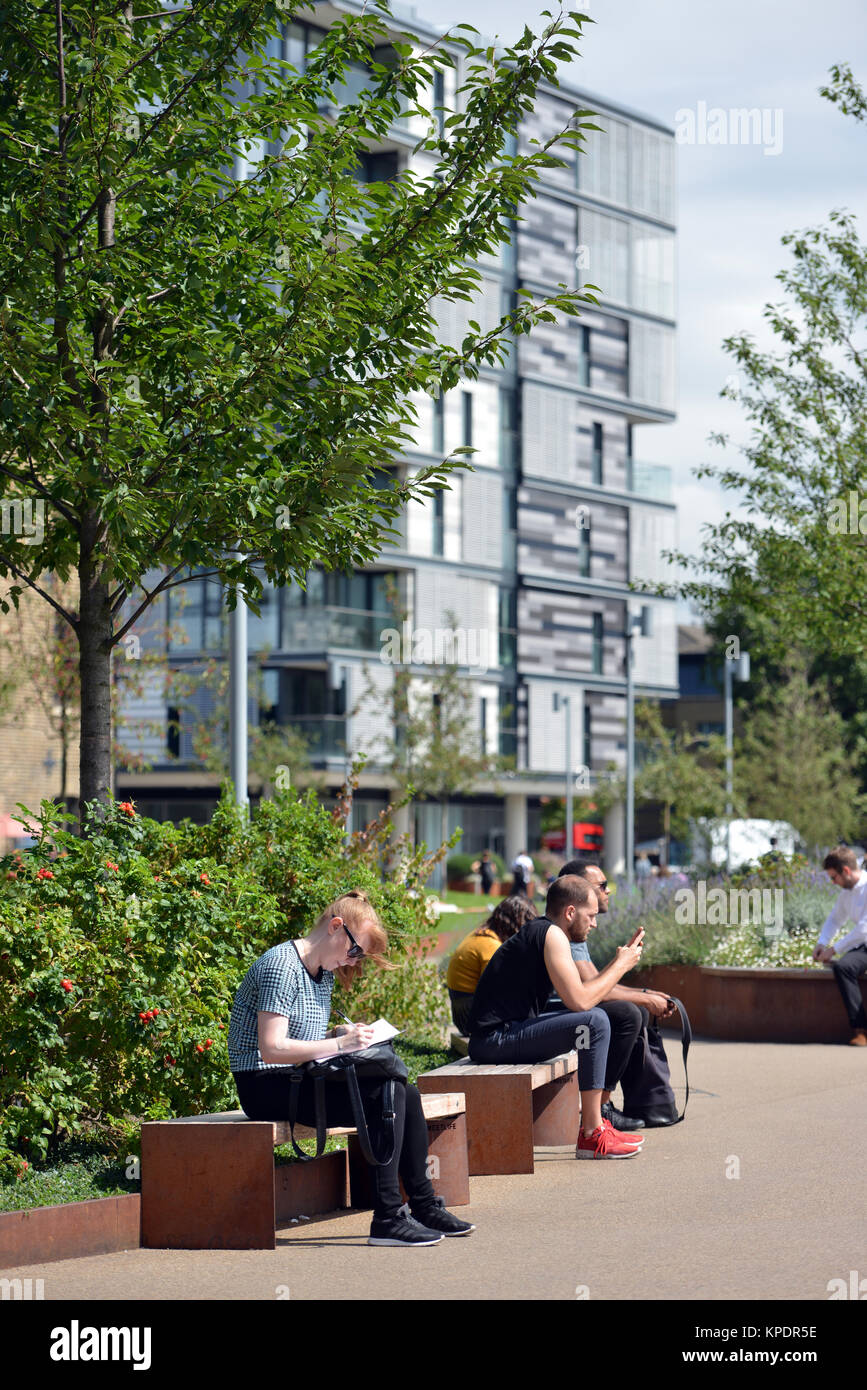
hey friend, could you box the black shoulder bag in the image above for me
[286,1042,408,1166]
[619,994,691,1126]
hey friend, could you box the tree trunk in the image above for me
[78,544,114,817]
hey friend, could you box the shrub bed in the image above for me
[590,858,838,971]
[0,786,452,1180]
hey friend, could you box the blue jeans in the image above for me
[469,1008,610,1091]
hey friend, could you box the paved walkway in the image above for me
[4,1039,866,1301]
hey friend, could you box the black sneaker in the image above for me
[368,1207,443,1246]
[410,1195,476,1237]
[601,1101,645,1132]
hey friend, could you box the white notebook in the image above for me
[313,1018,400,1063]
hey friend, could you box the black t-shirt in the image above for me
[468,916,558,1034]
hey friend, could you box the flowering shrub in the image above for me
[590,859,838,970]
[0,781,453,1179]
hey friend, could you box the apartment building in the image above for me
[116,1,679,877]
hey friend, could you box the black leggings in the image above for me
[233,1069,436,1222]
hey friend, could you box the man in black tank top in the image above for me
[467,875,647,1159]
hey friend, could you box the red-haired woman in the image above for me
[229,889,474,1247]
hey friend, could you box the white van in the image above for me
[690,817,801,870]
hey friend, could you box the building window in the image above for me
[592,613,603,674]
[579,113,629,205]
[577,209,629,306]
[167,706,180,759]
[592,422,603,486]
[631,224,675,318]
[577,317,628,397]
[433,488,444,555]
[167,572,224,653]
[630,124,675,223]
[433,70,445,138]
[578,518,591,578]
[432,393,444,455]
[462,391,473,448]
[499,586,517,666]
[578,326,591,388]
[499,386,518,470]
[583,698,592,770]
[499,684,518,759]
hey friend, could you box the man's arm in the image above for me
[545,926,642,1012]
[822,889,867,956]
[575,960,675,1018]
[816,895,845,949]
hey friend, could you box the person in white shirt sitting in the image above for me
[812,846,867,1046]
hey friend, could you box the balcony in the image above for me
[281,606,392,653]
[287,715,348,759]
[629,461,672,503]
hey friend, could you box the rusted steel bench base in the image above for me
[418,1054,580,1176]
[141,1092,468,1249]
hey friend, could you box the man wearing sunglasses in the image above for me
[543,859,675,1131]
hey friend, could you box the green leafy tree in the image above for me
[662,64,867,667]
[634,699,730,862]
[735,657,867,848]
[356,583,511,852]
[0,1,596,815]
[166,652,316,795]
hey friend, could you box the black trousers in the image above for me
[830,946,867,1029]
[233,1069,436,1222]
[543,998,649,1093]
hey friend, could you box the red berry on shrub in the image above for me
[152,1007,160,1015]
[205,1039,213,1048]
[196,1043,204,1053]
[217,1023,224,1029]
[139,1012,147,1021]
[37,868,54,880]
[61,979,73,992]
[200,872,210,885]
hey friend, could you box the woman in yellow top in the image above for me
[446,895,538,1034]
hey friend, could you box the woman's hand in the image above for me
[337,1022,375,1052]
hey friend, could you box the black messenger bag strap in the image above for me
[343,1062,397,1168]
[285,1068,328,1161]
[664,994,691,1122]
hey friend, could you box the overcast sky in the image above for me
[424,0,867,616]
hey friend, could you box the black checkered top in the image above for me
[228,939,333,1073]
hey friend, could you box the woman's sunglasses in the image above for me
[333,917,365,958]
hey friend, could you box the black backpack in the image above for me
[620,995,691,1126]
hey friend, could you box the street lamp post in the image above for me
[229,576,249,813]
[553,692,573,862]
[724,650,750,870]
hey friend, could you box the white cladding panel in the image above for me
[527,678,584,775]
[347,661,393,756]
[631,600,677,689]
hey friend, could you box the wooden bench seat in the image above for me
[418,1053,579,1176]
[141,1091,468,1250]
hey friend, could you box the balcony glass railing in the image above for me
[281,607,393,653]
[630,461,672,502]
[287,715,347,758]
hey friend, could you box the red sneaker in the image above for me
[576,1124,642,1159]
[603,1117,644,1145]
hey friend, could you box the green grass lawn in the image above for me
[0,1036,461,1211]
[436,889,495,911]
